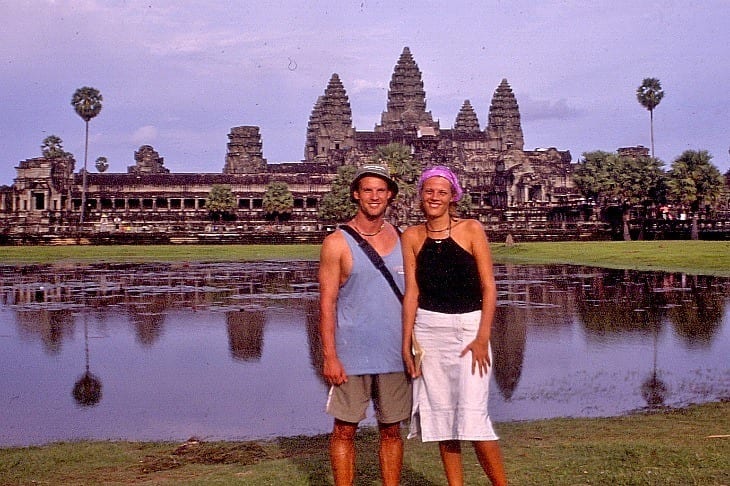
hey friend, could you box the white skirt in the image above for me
[408,308,499,442]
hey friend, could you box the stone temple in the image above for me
[0,46,578,239]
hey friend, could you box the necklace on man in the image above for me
[354,221,385,237]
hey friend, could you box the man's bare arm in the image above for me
[319,232,348,385]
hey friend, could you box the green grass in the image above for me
[1,402,727,485]
[491,240,730,276]
[0,244,322,264]
[2,241,730,276]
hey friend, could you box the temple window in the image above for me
[252,198,263,209]
[294,198,304,209]
[184,198,195,209]
[33,193,44,210]
[170,199,181,209]
[142,199,153,209]
[128,198,140,209]
[114,199,125,209]
[306,197,318,209]
[101,198,113,209]
[156,197,168,209]
[238,198,249,209]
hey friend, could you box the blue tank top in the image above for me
[336,230,405,375]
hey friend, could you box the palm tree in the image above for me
[94,156,109,173]
[71,86,103,227]
[636,78,664,158]
[373,142,421,225]
[318,164,358,223]
[666,149,725,239]
[207,184,237,223]
[263,181,294,224]
[41,135,67,159]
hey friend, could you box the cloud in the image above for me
[131,125,159,145]
[518,94,581,122]
[349,78,387,95]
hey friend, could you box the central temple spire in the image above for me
[486,79,524,151]
[376,47,436,134]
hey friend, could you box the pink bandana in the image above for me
[417,166,463,202]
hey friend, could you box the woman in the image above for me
[401,166,507,486]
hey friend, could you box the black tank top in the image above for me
[416,236,482,314]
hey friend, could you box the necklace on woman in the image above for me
[426,218,452,233]
[353,221,385,237]
[425,218,452,243]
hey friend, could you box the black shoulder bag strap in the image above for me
[340,224,403,303]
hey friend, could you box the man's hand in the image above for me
[323,355,348,386]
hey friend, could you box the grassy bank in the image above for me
[490,240,730,276]
[1,402,728,485]
[0,244,322,264]
[2,241,730,276]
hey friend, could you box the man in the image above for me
[319,164,411,486]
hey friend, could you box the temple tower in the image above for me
[486,79,524,151]
[376,47,437,134]
[304,73,355,164]
[454,100,481,133]
[128,145,170,174]
[223,126,267,174]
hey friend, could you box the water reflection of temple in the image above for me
[2,261,319,352]
[15,308,74,354]
[491,306,526,400]
[227,309,266,361]
[3,263,728,407]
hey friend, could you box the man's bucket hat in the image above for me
[350,164,399,200]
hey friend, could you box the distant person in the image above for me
[401,166,507,485]
[319,164,411,486]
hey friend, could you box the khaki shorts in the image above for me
[326,372,412,424]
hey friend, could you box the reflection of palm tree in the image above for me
[640,320,666,407]
[576,271,666,335]
[667,276,725,346]
[72,316,102,406]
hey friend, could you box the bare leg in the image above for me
[330,419,357,486]
[378,422,403,486]
[439,440,464,486]
[473,440,508,486]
